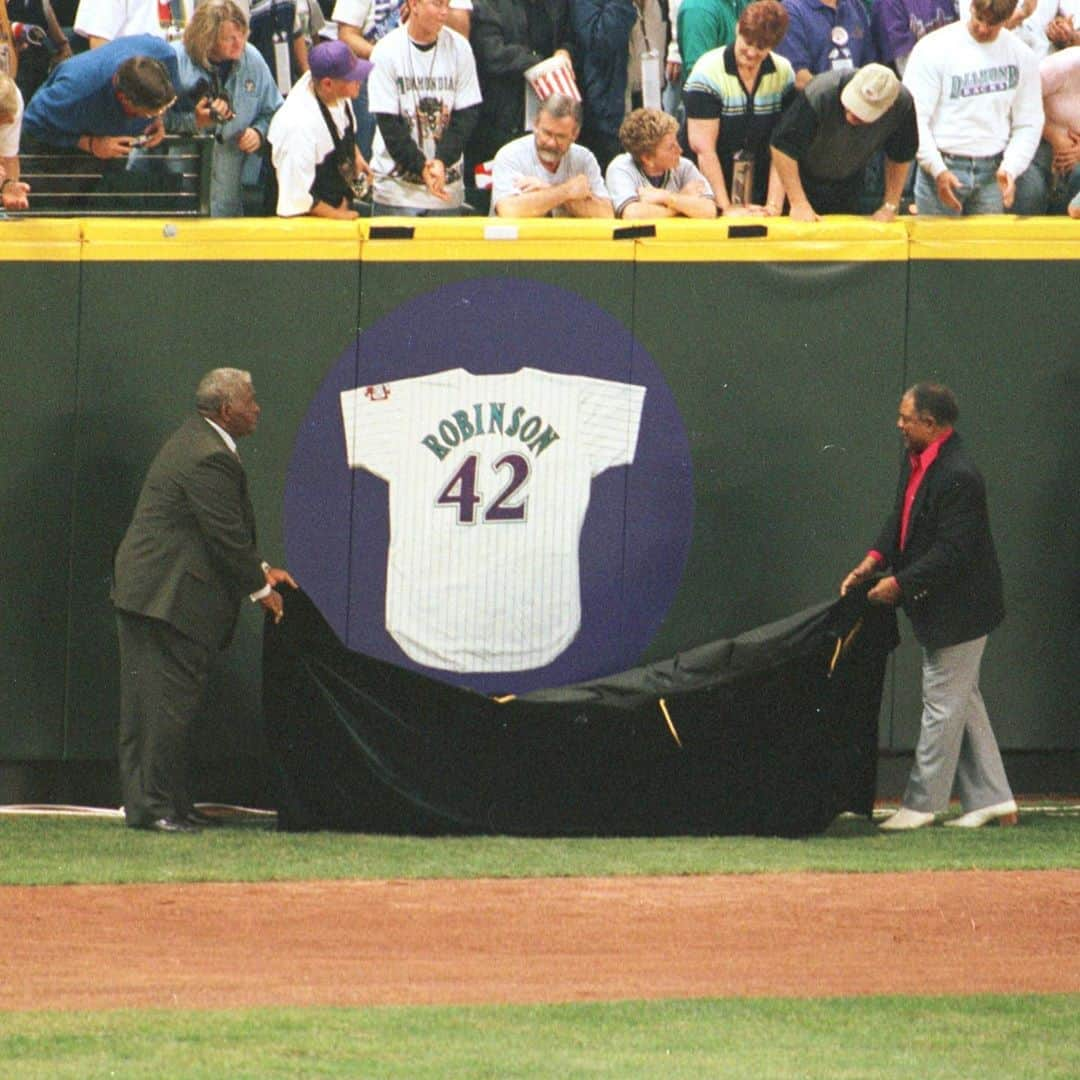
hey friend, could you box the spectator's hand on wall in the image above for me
[1,178,30,211]
[787,199,820,222]
[725,203,768,217]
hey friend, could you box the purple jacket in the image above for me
[871,0,957,65]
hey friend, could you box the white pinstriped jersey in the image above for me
[341,367,646,672]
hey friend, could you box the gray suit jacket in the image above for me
[112,415,267,650]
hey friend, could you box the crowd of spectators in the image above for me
[1,0,1078,217]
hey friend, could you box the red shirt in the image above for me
[870,429,954,566]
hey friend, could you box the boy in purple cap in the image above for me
[266,39,374,217]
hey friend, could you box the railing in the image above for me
[13,134,214,216]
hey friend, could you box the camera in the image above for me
[11,23,48,49]
[349,173,372,201]
[192,78,233,124]
[207,92,232,125]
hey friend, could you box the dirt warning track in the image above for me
[3,870,1078,1011]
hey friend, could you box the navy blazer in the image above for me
[873,432,1004,650]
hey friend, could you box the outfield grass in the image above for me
[1,995,1077,1079]
[0,808,1077,886]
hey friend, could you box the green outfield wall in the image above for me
[1,217,1076,794]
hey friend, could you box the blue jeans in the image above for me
[915,152,1004,216]
[1013,140,1080,216]
[371,203,474,217]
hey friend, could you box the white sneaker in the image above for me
[944,800,1018,828]
[878,807,936,831]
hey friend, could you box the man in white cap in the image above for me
[902,0,1043,216]
[267,39,374,218]
[769,62,917,220]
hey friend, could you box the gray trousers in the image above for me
[903,635,1013,814]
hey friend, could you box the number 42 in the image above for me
[436,453,530,524]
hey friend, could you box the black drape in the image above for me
[263,586,897,836]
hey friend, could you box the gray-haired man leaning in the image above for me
[112,369,296,834]
[490,94,613,217]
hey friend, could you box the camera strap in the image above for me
[314,88,357,186]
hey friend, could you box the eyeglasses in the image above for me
[144,97,178,117]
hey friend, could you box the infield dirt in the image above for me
[3,870,1078,1011]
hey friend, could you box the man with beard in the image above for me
[489,91,613,215]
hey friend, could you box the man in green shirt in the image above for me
[678,0,747,76]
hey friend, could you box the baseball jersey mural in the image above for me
[284,278,693,695]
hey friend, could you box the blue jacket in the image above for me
[571,0,636,138]
[167,43,283,216]
[23,35,180,148]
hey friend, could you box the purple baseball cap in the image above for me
[309,40,374,83]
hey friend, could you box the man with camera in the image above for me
[267,38,373,218]
[21,33,178,156]
[168,0,283,217]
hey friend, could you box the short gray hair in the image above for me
[538,93,583,128]
[196,368,252,415]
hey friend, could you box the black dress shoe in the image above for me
[184,808,221,828]
[146,816,201,834]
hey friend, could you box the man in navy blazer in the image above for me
[841,382,1016,831]
[113,368,296,833]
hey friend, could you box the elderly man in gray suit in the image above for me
[112,368,295,834]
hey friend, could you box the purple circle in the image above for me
[284,278,693,694]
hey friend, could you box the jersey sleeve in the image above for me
[74,0,124,41]
[367,37,402,114]
[605,154,641,216]
[577,377,647,475]
[340,386,404,479]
